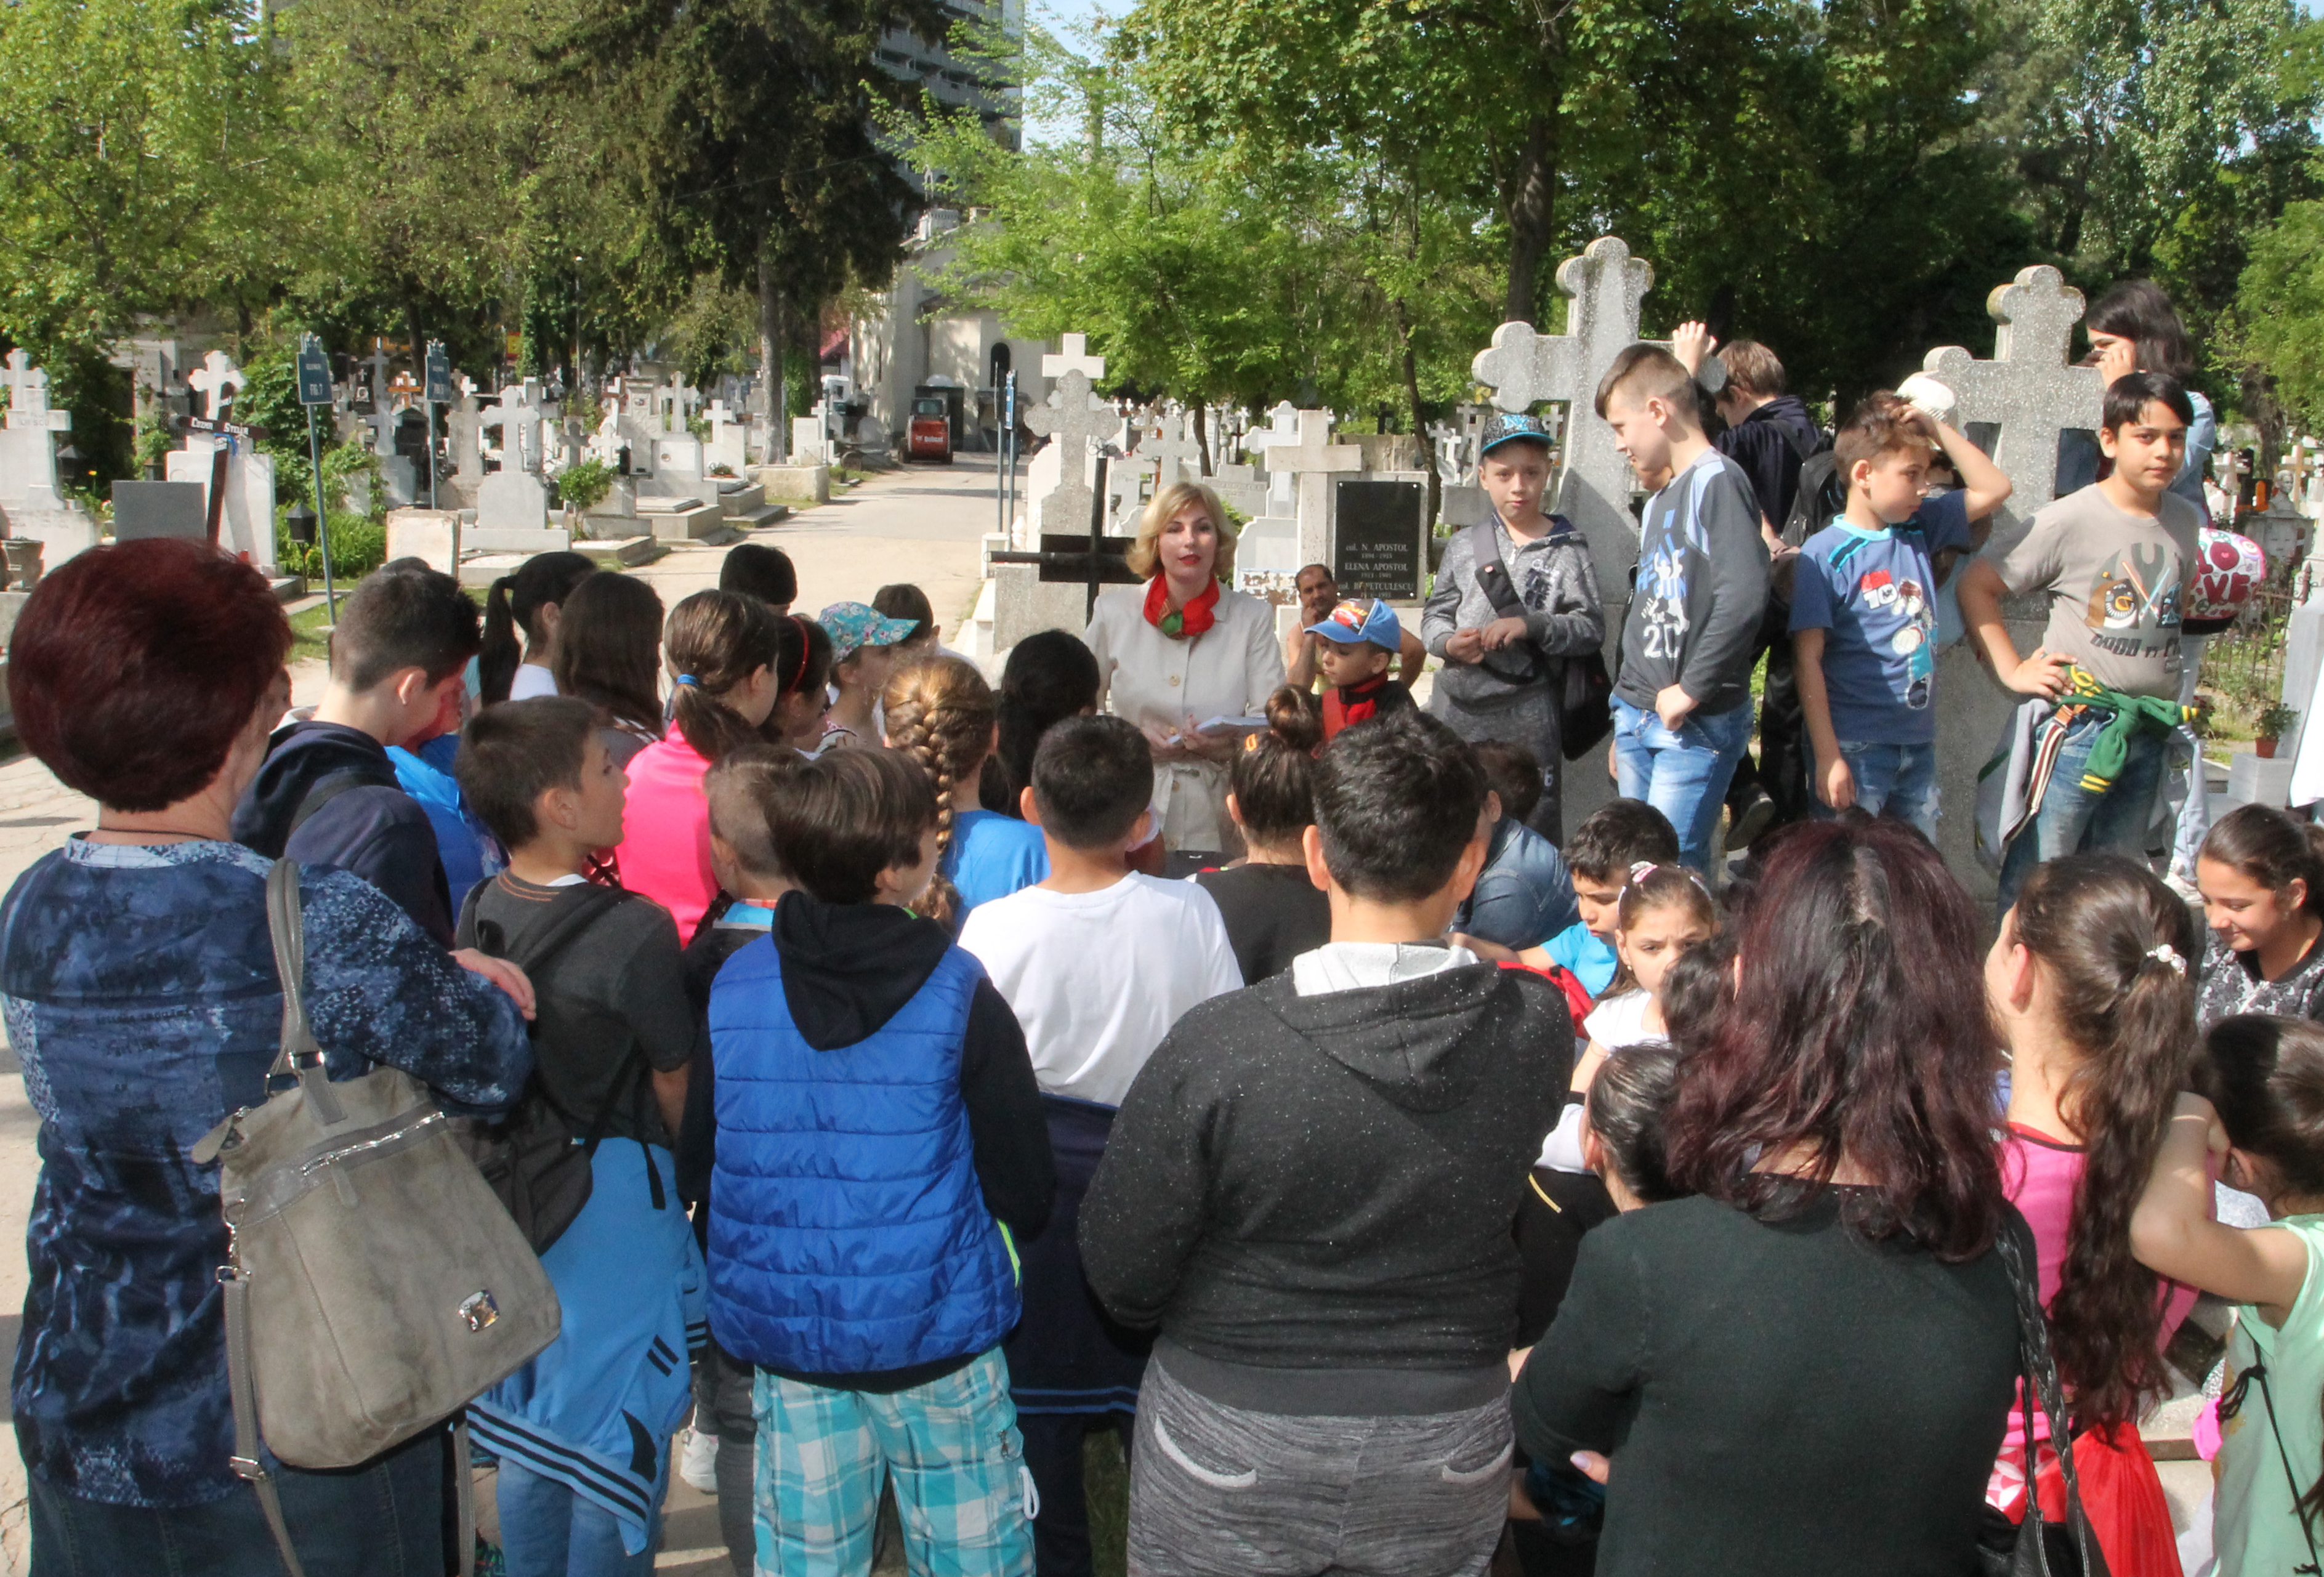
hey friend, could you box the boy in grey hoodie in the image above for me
[1601,345,1771,871]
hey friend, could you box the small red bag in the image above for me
[2033,1421,2180,1577]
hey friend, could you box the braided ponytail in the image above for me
[881,655,998,931]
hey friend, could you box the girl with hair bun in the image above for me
[618,589,783,940]
[882,655,1047,929]
[1192,687,1331,982]
[478,550,594,703]
[2197,803,2324,1025]
[1984,852,2203,1559]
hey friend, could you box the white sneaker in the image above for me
[679,1425,720,1494]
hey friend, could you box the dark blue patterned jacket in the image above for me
[1,839,531,1508]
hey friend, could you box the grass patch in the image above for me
[288,601,334,664]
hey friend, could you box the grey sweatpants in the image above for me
[1126,1357,1511,1577]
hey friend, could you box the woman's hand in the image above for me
[1143,722,1194,763]
[1182,723,1245,765]
[453,949,536,1020]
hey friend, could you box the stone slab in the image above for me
[0,504,99,567]
[752,463,829,505]
[717,481,767,517]
[384,508,460,575]
[732,504,790,531]
[991,562,1096,653]
[644,500,724,541]
[2229,752,2296,809]
[575,536,666,568]
[464,525,572,555]
[110,480,207,541]
[456,552,531,589]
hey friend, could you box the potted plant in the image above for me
[2257,703,2301,759]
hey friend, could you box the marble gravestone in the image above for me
[1333,478,1427,600]
[1272,409,1362,571]
[1921,266,2104,526]
[110,480,208,541]
[995,339,1118,650]
[0,351,102,564]
[704,400,749,475]
[472,381,566,552]
[164,350,276,569]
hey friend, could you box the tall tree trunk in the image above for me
[1192,401,1212,476]
[1395,299,1439,526]
[759,246,784,464]
[1504,114,1556,326]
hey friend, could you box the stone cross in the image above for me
[185,351,243,422]
[491,381,547,474]
[2,350,66,433]
[1921,265,2104,521]
[1143,406,1206,486]
[1042,334,1107,384]
[358,344,393,412]
[1272,409,1363,567]
[1022,368,1115,539]
[704,398,749,472]
[0,350,75,514]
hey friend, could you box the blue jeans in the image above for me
[1996,712,2168,912]
[497,1458,663,1577]
[1810,741,1940,841]
[1612,697,1755,871]
[28,1427,446,1577]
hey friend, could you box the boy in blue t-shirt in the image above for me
[1530,799,1680,997]
[1789,393,2012,838]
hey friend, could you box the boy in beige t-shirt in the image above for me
[1958,369,2201,906]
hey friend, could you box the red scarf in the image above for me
[1142,576,1219,639]
[1337,674,1389,727]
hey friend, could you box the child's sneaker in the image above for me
[678,1424,719,1493]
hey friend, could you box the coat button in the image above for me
[1168,675,1180,686]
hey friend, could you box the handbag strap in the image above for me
[2240,1359,2323,1571]
[222,1265,310,1577]
[1995,1219,2108,1575]
[265,861,344,1127]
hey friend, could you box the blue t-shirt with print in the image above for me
[1788,490,1973,745]
[942,809,1049,919]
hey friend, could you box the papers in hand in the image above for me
[1196,716,1272,733]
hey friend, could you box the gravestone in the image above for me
[384,508,460,574]
[1469,235,1729,834]
[704,400,749,474]
[110,480,208,540]
[1920,267,2104,523]
[164,350,275,568]
[996,341,1117,649]
[1142,408,1206,488]
[1332,478,1427,599]
[0,352,101,563]
[1273,410,1362,570]
[471,382,564,552]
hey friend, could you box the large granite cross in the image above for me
[1921,265,2103,523]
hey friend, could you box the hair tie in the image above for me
[1629,860,1660,882]
[675,674,700,688]
[778,615,812,698]
[2146,943,2186,976]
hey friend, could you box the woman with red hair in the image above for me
[1512,816,2022,1576]
[1,539,535,1575]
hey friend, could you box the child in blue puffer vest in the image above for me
[707,746,1054,1577]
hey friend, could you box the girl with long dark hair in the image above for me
[617,590,781,939]
[1513,817,2017,1576]
[2197,803,2324,1024]
[1985,853,2200,1558]
[478,550,594,703]
[980,630,1102,817]
[552,571,665,768]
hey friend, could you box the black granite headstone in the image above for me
[1332,478,1424,599]
[110,480,208,541]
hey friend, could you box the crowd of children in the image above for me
[6,277,2318,1577]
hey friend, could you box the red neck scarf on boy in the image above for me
[1337,674,1389,727]
[1142,576,1219,640]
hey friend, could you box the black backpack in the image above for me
[1775,422,1842,549]
[451,881,645,1252]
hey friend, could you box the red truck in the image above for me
[906,396,953,463]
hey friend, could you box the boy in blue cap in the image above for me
[1308,596,1416,744]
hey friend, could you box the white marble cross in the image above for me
[705,398,749,472]
[2,351,68,432]
[1144,407,1207,486]
[1022,368,1116,539]
[490,381,547,475]
[1921,265,2104,520]
[1272,409,1362,567]
[186,351,243,422]
[358,344,393,413]
[1042,333,1107,383]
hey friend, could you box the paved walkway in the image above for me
[0,455,1002,1574]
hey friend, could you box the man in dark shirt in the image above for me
[233,559,477,943]
[1672,331,1830,850]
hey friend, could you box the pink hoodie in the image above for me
[618,727,717,940]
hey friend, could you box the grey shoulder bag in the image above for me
[194,860,560,1576]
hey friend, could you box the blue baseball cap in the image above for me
[1479,412,1555,456]
[1304,597,1402,651]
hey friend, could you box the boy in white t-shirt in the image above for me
[958,714,1240,1577]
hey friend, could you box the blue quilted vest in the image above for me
[704,936,1021,1376]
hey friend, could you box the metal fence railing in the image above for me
[2198,585,2296,725]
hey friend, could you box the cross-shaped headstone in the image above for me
[186,351,243,423]
[1022,368,1116,538]
[1272,410,1363,567]
[2,351,67,433]
[357,343,393,413]
[1921,265,2104,520]
[1144,407,1206,486]
[1042,334,1107,383]
[490,381,547,475]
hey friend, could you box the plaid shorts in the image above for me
[753,1347,1035,1577]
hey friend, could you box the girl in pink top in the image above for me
[1986,853,2205,1568]
[618,591,782,940]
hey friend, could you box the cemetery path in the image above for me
[630,451,1002,639]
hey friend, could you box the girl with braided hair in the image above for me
[883,655,1047,930]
